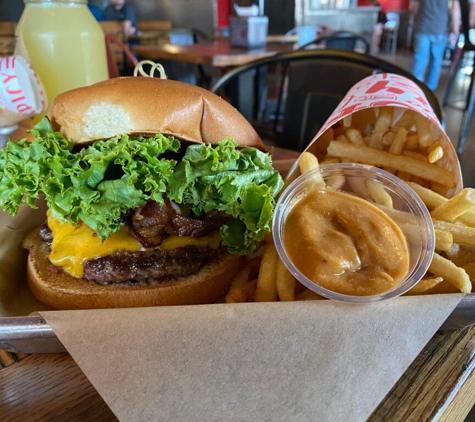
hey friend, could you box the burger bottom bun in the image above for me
[25,228,242,310]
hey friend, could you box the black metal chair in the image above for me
[211,49,443,152]
[297,31,371,54]
[442,0,475,155]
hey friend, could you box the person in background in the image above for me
[369,0,388,54]
[88,3,105,21]
[410,0,460,91]
[104,0,138,37]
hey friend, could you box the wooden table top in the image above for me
[133,41,295,68]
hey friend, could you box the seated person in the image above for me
[105,0,138,37]
[88,3,105,21]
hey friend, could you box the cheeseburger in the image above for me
[0,77,284,309]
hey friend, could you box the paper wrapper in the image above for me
[0,77,467,422]
[286,73,463,196]
[0,55,46,127]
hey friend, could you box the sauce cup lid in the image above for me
[272,163,435,303]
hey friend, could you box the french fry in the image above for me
[405,133,419,150]
[406,277,444,295]
[254,242,279,302]
[225,257,261,303]
[410,176,430,188]
[345,127,366,146]
[299,152,325,190]
[430,181,449,197]
[413,113,434,148]
[432,219,475,247]
[407,181,446,209]
[402,150,429,161]
[435,229,453,252]
[327,141,455,188]
[388,127,408,155]
[226,266,252,303]
[320,157,340,165]
[368,107,393,149]
[396,171,411,182]
[374,107,393,132]
[430,188,475,222]
[429,253,472,293]
[427,142,444,163]
[276,258,296,301]
[408,182,475,228]
[326,174,346,190]
[462,262,475,285]
[367,180,393,208]
[382,130,396,147]
[393,109,416,130]
[335,134,349,143]
[295,289,325,300]
[347,177,369,199]
[445,245,475,267]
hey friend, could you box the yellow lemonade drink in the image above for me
[15,0,108,115]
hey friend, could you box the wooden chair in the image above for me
[0,22,16,58]
[105,34,139,79]
[100,21,128,74]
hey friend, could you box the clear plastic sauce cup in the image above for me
[273,163,435,303]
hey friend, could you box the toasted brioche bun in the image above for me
[24,228,241,310]
[47,77,264,148]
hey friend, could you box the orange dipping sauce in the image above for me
[283,188,410,296]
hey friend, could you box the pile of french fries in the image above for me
[225,107,475,303]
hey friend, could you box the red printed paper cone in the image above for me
[286,73,462,197]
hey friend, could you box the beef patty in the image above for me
[39,198,230,286]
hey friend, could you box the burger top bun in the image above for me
[47,77,264,149]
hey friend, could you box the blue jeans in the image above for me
[411,33,447,91]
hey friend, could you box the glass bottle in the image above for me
[14,0,109,115]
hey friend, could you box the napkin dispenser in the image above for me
[229,16,269,48]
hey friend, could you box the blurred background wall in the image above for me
[0,0,295,35]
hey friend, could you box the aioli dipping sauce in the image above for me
[283,188,410,296]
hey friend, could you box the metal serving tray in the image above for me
[1,294,475,354]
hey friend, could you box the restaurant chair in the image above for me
[297,31,371,53]
[211,49,442,151]
[105,34,139,79]
[0,21,16,58]
[381,12,400,55]
[442,0,475,155]
[100,21,129,72]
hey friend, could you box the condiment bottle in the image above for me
[14,0,108,117]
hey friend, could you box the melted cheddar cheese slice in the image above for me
[47,214,222,278]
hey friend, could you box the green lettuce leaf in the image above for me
[0,118,284,254]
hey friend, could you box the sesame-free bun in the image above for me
[24,228,241,310]
[48,77,263,149]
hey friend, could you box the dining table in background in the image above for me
[133,40,295,69]
[133,41,296,122]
